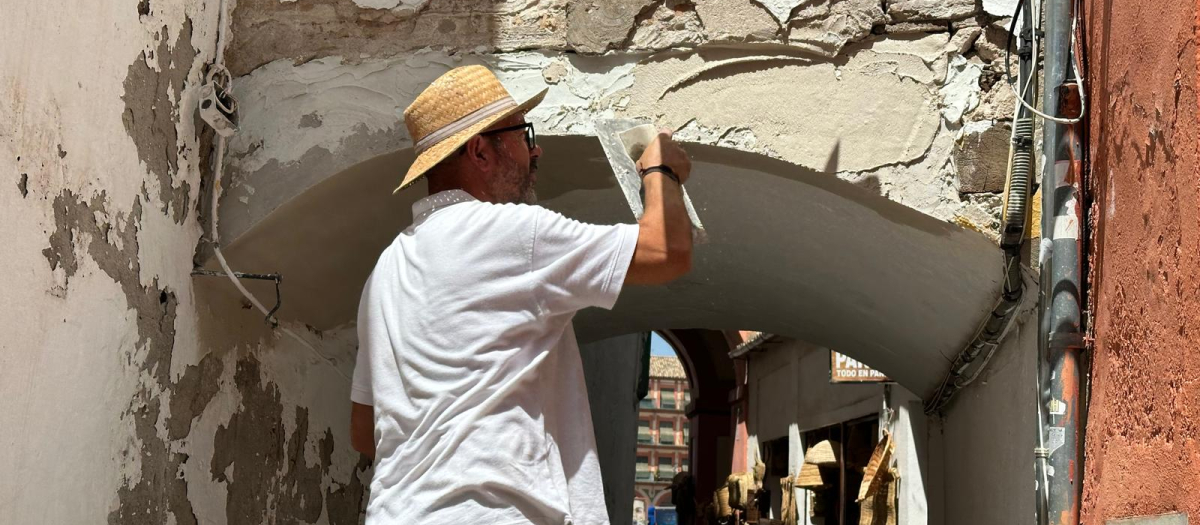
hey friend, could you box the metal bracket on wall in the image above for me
[191,269,283,326]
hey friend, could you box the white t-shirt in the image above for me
[352,190,639,525]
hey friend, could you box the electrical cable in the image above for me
[214,0,229,66]
[209,135,352,383]
[202,0,351,383]
[1006,0,1088,124]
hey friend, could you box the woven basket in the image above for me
[795,461,829,489]
[715,487,732,518]
[857,431,895,502]
[804,439,841,466]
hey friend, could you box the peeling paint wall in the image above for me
[1,1,369,524]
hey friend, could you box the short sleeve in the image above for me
[351,342,373,405]
[351,279,375,406]
[530,209,639,316]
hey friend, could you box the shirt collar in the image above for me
[412,189,477,219]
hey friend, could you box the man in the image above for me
[350,65,694,525]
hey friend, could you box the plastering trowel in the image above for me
[594,119,706,243]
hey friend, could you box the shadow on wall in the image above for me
[214,135,1003,396]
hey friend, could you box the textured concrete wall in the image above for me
[0,1,368,524]
[1081,0,1200,521]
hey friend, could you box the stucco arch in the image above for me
[216,134,1003,398]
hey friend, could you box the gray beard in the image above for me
[520,188,538,205]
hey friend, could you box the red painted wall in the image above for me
[1082,0,1200,521]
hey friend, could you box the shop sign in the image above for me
[830,351,890,383]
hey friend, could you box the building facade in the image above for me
[634,355,692,518]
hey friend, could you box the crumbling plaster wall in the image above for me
[1,1,369,524]
[218,0,1024,246]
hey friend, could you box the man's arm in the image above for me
[625,130,694,285]
[350,402,375,460]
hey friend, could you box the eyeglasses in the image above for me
[480,122,536,151]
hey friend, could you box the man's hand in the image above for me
[625,128,694,286]
[636,130,691,184]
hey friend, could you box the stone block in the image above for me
[967,68,1018,121]
[629,3,706,50]
[694,0,780,42]
[567,0,655,54]
[948,27,983,54]
[950,14,989,30]
[973,18,1013,62]
[787,0,885,57]
[886,0,979,22]
[954,121,1011,193]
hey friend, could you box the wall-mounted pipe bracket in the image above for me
[191,268,283,326]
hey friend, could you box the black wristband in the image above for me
[639,165,681,185]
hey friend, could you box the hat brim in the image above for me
[394,88,549,194]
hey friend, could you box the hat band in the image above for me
[413,96,517,154]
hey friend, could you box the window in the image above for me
[658,456,675,480]
[682,421,689,444]
[638,420,652,444]
[659,421,674,445]
[660,387,676,410]
[639,396,655,409]
[636,455,651,481]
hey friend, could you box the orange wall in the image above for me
[1081,0,1200,521]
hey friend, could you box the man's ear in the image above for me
[462,135,493,174]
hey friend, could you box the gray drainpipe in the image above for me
[1038,0,1087,521]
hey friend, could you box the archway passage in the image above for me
[659,329,736,511]
[218,135,1004,397]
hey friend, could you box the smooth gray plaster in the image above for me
[216,136,1004,398]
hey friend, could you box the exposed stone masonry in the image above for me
[224,0,1019,241]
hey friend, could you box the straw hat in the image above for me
[396,65,547,193]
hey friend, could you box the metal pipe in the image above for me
[1039,0,1086,520]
